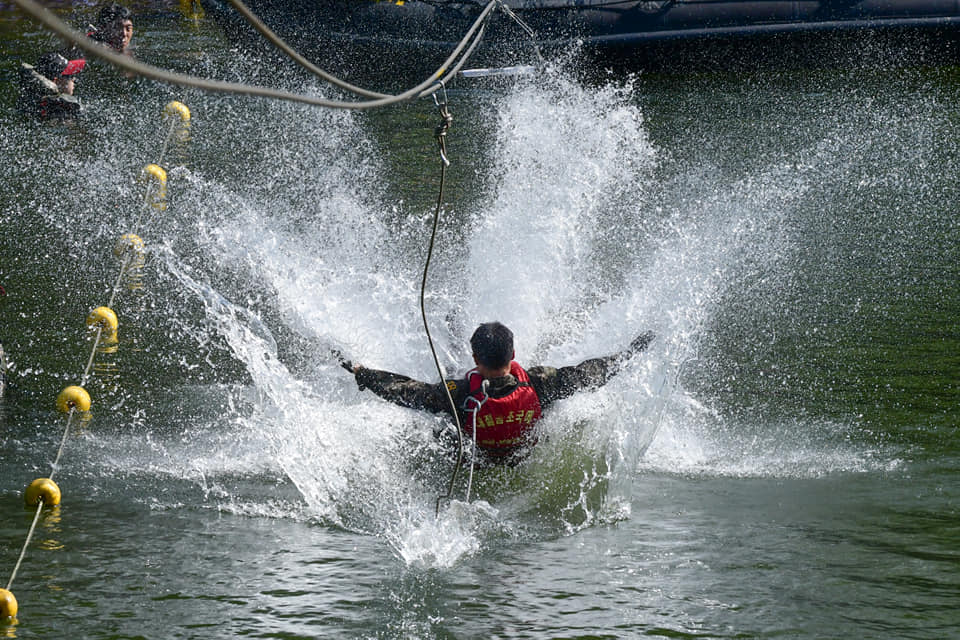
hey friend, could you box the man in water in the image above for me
[88,3,134,54]
[17,51,86,119]
[345,322,654,463]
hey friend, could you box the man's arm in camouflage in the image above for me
[527,331,655,409]
[353,367,459,415]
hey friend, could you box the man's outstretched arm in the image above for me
[351,366,459,415]
[527,331,655,409]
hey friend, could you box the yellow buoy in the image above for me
[113,233,145,259]
[178,0,205,20]
[164,100,191,123]
[86,306,118,343]
[0,589,16,619]
[142,163,167,186]
[24,478,60,508]
[56,385,91,413]
[141,164,168,212]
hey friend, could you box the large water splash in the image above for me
[123,66,683,562]
[154,61,897,561]
[7,56,901,567]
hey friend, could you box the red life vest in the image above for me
[463,361,542,455]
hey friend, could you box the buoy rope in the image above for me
[48,411,78,480]
[2,105,187,605]
[150,114,187,209]
[4,436,69,599]
[12,0,495,110]
[115,109,187,312]
[4,503,43,592]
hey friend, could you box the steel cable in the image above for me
[12,0,496,110]
[225,0,391,99]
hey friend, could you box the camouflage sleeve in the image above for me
[353,367,464,416]
[526,354,623,409]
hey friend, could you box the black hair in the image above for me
[470,322,514,369]
[35,52,68,79]
[96,3,132,27]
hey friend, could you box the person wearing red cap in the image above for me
[17,51,86,119]
[36,52,86,95]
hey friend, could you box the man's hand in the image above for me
[342,360,365,390]
[629,331,655,355]
[331,347,359,374]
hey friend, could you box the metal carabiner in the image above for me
[433,82,453,167]
[463,378,489,502]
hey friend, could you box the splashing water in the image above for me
[14,59,893,567]
[134,67,685,562]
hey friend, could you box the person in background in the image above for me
[345,321,655,464]
[88,3,134,54]
[17,51,86,119]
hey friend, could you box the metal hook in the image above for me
[433,81,453,167]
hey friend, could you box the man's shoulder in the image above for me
[522,364,557,382]
[445,376,470,398]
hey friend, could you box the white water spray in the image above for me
[129,61,899,565]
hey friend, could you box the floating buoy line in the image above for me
[1,102,190,623]
[3,0,544,621]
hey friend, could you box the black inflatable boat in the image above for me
[208,0,960,79]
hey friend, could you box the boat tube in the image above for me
[208,0,960,79]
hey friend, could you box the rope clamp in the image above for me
[433,84,453,167]
[462,377,489,502]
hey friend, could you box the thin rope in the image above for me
[495,0,546,64]
[227,0,488,513]
[496,1,536,41]
[80,326,105,386]
[49,413,78,480]
[422,86,467,516]
[5,502,43,592]
[155,123,176,173]
[12,0,495,110]
[106,255,132,310]
[466,414,478,502]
